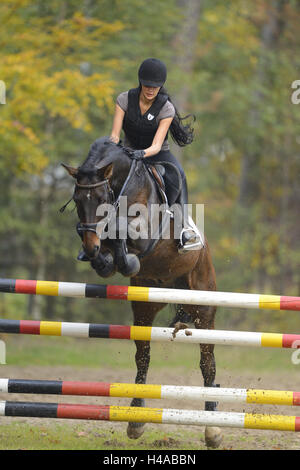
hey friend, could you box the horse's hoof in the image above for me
[127,423,145,439]
[204,426,223,449]
[119,254,140,277]
[90,252,115,278]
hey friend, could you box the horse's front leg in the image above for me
[113,239,140,277]
[127,300,164,439]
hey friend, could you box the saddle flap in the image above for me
[151,164,165,189]
[147,161,182,208]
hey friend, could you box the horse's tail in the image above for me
[168,303,192,327]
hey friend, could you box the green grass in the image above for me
[2,335,296,372]
[0,421,296,451]
[0,422,206,450]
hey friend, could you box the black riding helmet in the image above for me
[138,58,167,87]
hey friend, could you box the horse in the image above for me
[61,137,222,448]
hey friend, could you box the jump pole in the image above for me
[1,319,300,349]
[0,278,300,311]
[1,378,300,407]
[1,401,300,431]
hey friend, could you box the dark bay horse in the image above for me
[62,137,222,448]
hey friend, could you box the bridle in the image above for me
[75,180,111,190]
[70,158,139,237]
[75,178,115,235]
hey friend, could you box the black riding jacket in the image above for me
[122,87,169,149]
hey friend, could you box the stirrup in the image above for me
[178,230,201,253]
[178,217,204,254]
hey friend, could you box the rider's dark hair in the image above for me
[159,86,195,147]
[138,83,195,147]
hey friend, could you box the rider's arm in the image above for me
[110,104,125,144]
[143,117,173,157]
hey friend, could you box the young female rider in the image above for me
[110,58,202,252]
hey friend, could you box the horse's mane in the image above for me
[79,137,125,175]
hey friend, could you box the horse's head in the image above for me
[61,137,126,261]
[62,160,114,259]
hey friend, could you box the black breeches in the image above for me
[145,150,188,206]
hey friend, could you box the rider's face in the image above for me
[141,85,160,101]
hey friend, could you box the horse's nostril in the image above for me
[82,242,100,260]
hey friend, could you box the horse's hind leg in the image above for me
[127,300,165,440]
[194,307,223,449]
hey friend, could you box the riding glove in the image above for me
[131,150,146,160]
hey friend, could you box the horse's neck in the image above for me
[113,159,156,207]
[112,158,132,193]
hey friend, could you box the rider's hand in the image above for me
[131,150,146,160]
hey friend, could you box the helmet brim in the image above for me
[139,79,164,88]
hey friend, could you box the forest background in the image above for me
[0,0,299,333]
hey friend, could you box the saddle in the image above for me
[119,142,182,207]
[147,162,182,208]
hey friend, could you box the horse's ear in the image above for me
[61,163,78,178]
[102,163,113,180]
